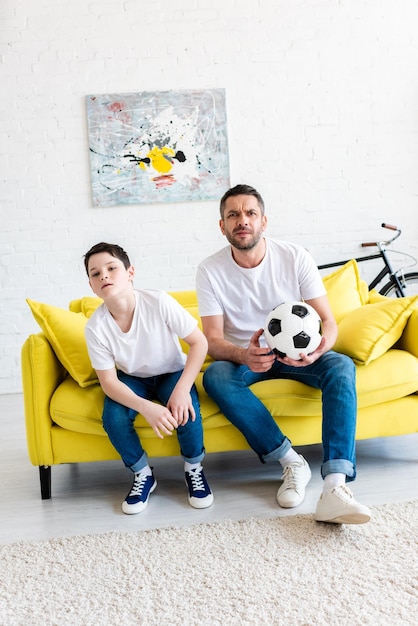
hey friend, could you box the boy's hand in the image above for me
[141,400,178,439]
[167,388,195,427]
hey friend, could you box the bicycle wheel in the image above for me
[379,272,418,297]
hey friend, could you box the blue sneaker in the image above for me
[185,466,213,509]
[122,471,157,515]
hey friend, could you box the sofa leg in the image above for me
[39,466,51,499]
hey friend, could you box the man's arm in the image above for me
[201,292,338,371]
[201,315,276,372]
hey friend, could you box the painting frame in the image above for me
[86,88,230,207]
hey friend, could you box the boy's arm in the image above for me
[96,368,178,439]
[166,326,208,425]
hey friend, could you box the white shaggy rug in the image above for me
[1,500,417,626]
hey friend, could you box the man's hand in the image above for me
[245,329,276,372]
[275,336,327,368]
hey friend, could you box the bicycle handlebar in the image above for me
[361,223,401,248]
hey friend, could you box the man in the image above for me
[196,184,370,524]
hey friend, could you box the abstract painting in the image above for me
[86,88,230,207]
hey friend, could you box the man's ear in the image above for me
[219,219,225,235]
[128,265,135,281]
[262,215,267,231]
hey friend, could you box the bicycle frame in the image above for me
[318,223,407,297]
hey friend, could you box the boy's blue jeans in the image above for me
[102,370,205,473]
[203,350,357,481]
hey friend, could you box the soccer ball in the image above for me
[264,301,322,360]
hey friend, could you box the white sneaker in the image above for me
[277,455,312,508]
[315,485,371,524]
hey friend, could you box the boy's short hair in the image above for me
[219,184,265,218]
[84,242,131,275]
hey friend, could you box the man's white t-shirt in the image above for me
[85,290,197,377]
[196,238,326,348]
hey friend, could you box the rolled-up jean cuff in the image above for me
[130,451,149,474]
[321,459,356,482]
[262,437,292,464]
[183,450,205,465]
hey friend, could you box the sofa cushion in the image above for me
[50,348,418,437]
[50,372,222,435]
[397,308,418,358]
[334,295,418,365]
[69,296,103,318]
[26,299,98,388]
[355,349,418,405]
[322,259,367,323]
[367,289,389,304]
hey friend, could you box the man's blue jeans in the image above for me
[102,370,205,473]
[203,351,357,481]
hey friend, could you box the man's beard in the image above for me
[225,228,264,251]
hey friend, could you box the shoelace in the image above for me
[282,463,303,491]
[130,473,149,497]
[187,468,206,492]
[333,484,353,502]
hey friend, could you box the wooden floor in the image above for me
[1,392,417,545]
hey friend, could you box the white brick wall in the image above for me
[2,0,418,393]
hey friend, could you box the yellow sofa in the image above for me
[21,260,418,498]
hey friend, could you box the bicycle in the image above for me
[318,223,418,297]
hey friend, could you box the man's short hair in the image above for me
[219,184,265,218]
[84,242,131,275]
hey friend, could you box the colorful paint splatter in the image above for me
[86,89,230,206]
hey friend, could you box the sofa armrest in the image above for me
[397,308,418,358]
[21,333,67,466]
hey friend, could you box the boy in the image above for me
[84,242,213,514]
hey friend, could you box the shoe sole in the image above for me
[277,494,305,508]
[315,511,371,525]
[122,479,157,515]
[188,493,214,509]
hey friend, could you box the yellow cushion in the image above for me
[397,308,418,358]
[359,279,370,304]
[367,289,389,304]
[322,260,366,323]
[334,295,418,365]
[26,299,98,387]
[69,296,103,318]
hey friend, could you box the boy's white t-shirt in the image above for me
[85,290,197,377]
[196,238,326,348]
